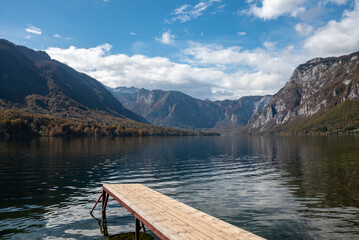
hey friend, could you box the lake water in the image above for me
[0,136,358,239]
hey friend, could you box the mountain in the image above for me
[0,39,147,124]
[110,87,272,131]
[248,51,359,134]
[0,39,220,137]
[214,96,272,128]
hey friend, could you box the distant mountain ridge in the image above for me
[2,39,357,135]
[247,51,359,134]
[110,87,272,131]
[112,49,359,135]
[0,39,147,124]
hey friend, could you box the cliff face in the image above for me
[213,96,272,130]
[248,51,359,133]
[111,87,272,130]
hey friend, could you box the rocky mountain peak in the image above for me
[110,87,272,131]
[0,39,51,61]
[112,86,140,94]
[248,50,359,133]
[306,57,323,64]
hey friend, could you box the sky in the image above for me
[1,0,358,100]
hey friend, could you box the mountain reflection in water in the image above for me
[0,136,358,239]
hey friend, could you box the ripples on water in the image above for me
[0,136,358,239]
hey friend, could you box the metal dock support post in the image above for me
[135,217,140,240]
[101,190,109,218]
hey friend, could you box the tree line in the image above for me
[0,110,219,137]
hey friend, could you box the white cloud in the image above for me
[52,34,72,40]
[182,42,303,77]
[156,31,175,45]
[295,23,314,36]
[25,24,42,35]
[303,0,359,56]
[46,42,307,100]
[237,31,246,36]
[247,0,305,20]
[263,41,276,51]
[170,0,222,23]
[130,32,136,36]
[181,42,308,97]
[46,44,216,98]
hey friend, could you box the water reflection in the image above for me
[0,136,358,239]
[90,212,154,240]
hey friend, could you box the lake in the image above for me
[0,136,358,239]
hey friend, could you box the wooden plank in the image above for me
[102,184,265,240]
[116,185,224,240]
[118,185,252,240]
[108,184,258,240]
[111,185,215,239]
[103,185,172,240]
[105,184,261,240]
[119,191,227,240]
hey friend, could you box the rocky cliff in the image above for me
[111,87,272,131]
[248,51,359,133]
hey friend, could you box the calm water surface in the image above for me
[0,136,358,239]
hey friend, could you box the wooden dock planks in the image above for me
[102,184,265,240]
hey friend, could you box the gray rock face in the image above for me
[112,86,140,94]
[214,95,272,129]
[110,87,272,131]
[248,51,359,132]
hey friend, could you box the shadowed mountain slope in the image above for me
[0,39,147,124]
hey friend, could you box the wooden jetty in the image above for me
[91,184,265,240]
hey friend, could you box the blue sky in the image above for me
[1,0,358,100]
